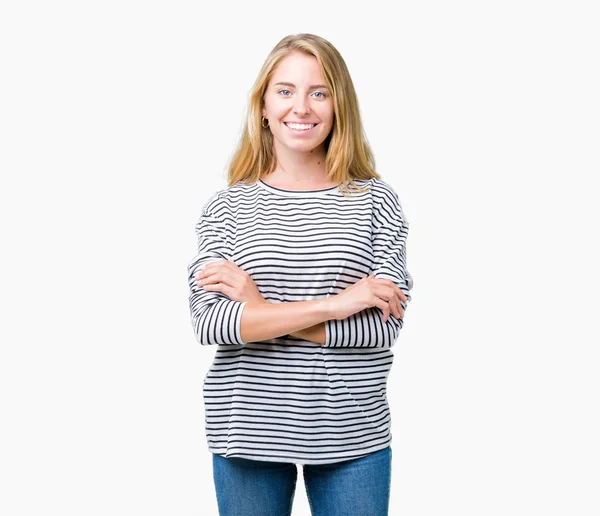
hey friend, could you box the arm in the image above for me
[187,194,249,345]
[188,194,334,345]
[288,322,327,345]
[239,300,330,343]
[323,182,414,348]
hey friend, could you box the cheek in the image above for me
[265,97,287,116]
[320,112,335,131]
[319,103,334,124]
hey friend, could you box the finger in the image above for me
[383,279,406,301]
[387,296,399,319]
[375,278,407,302]
[373,285,404,320]
[202,259,244,281]
[198,262,241,283]
[201,280,236,300]
[396,286,407,301]
[201,260,219,271]
[389,290,405,318]
[384,294,399,320]
[372,283,397,303]
[397,299,405,319]
[391,296,404,319]
[198,270,233,288]
[197,263,215,279]
[374,297,391,322]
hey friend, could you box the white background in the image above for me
[1,1,598,515]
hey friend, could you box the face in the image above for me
[262,51,334,156]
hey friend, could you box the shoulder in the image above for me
[200,181,255,216]
[370,177,401,201]
[369,177,410,225]
[370,177,406,208]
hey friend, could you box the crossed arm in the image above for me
[289,323,327,345]
[187,188,412,348]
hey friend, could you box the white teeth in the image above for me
[285,122,315,131]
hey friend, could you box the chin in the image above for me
[285,140,326,153]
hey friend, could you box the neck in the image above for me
[269,141,329,184]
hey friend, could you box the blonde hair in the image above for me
[227,33,381,197]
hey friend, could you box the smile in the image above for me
[284,122,317,132]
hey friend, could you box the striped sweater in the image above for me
[187,177,413,465]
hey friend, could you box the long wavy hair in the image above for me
[227,33,381,197]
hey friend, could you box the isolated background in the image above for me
[1,0,598,515]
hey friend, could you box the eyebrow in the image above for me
[273,81,329,89]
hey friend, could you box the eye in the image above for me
[312,91,327,99]
[278,89,292,96]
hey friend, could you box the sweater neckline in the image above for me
[257,178,340,197]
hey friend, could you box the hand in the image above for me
[327,274,408,323]
[195,259,267,305]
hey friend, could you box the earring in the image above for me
[261,116,269,128]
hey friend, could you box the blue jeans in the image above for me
[212,446,391,516]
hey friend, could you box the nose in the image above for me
[293,95,310,116]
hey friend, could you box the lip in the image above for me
[284,121,318,134]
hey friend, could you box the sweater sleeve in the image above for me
[187,193,247,346]
[324,182,414,348]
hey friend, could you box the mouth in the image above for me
[284,122,318,133]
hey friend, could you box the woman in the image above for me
[187,33,413,516]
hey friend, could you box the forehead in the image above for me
[270,51,325,83]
